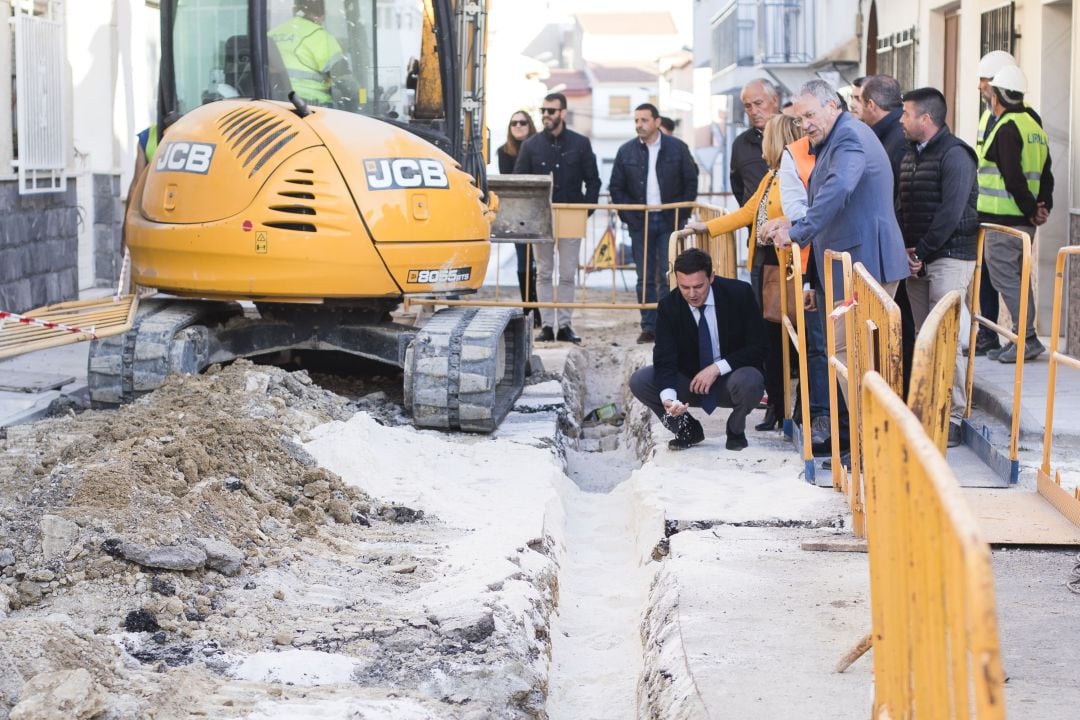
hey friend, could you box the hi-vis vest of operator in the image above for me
[976,110,1049,218]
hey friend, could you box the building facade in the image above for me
[1,1,158,314]
[866,0,1078,348]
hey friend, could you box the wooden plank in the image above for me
[801,538,868,553]
[1037,469,1080,528]
[0,295,137,360]
[961,488,1080,545]
[0,370,76,393]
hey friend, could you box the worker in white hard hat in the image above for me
[976,64,1054,364]
[970,50,1045,356]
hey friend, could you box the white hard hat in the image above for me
[991,65,1027,94]
[978,50,1016,79]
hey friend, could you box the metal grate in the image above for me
[980,3,1015,56]
[14,1,67,194]
[876,27,917,92]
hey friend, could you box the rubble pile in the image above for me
[0,360,554,719]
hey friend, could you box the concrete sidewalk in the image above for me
[967,338,1080,443]
[0,341,90,427]
[626,382,1080,719]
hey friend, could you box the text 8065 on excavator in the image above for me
[88,0,537,432]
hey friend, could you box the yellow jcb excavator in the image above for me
[2,0,548,433]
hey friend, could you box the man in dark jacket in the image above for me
[629,249,765,452]
[515,92,601,343]
[860,75,906,188]
[609,103,699,344]
[897,87,978,443]
[729,79,779,205]
[861,73,917,397]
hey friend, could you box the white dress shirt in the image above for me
[659,287,732,403]
[645,134,662,207]
[779,149,808,222]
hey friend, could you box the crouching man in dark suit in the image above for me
[629,248,766,451]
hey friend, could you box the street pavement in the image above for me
[1,317,1079,718]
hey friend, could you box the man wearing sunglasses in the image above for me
[514,93,601,343]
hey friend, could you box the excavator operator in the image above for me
[269,0,362,111]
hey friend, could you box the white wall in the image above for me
[580,33,682,65]
[0,2,11,175]
[588,82,658,190]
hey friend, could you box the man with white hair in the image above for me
[767,80,910,448]
[976,65,1054,363]
[730,79,780,205]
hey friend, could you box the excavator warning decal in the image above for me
[364,158,449,190]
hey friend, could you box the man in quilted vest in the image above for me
[896,87,978,444]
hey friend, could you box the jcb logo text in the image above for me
[365,158,449,190]
[156,142,216,174]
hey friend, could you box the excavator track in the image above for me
[87,299,227,408]
[405,306,529,433]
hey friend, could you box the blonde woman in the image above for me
[684,113,802,430]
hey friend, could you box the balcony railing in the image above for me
[711,0,815,72]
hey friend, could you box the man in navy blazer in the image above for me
[629,249,765,451]
[769,79,910,297]
[766,79,909,451]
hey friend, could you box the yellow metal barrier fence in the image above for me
[838,264,903,538]
[862,371,1006,719]
[1037,246,1080,525]
[962,224,1032,485]
[824,250,854,496]
[908,291,963,454]
[777,244,814,479]
[406,201,737,312]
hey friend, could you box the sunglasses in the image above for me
[510,120,530,127]
[540,107,562,115]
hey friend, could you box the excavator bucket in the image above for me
[487,174,555,244]
[0,294,139,360]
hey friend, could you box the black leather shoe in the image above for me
[556,325,582,343]
[726,432,748,451]
[754,407,779,431]
[536,326,555,342]
[967,335,1000,357]
[947,421,962,448]
[636,331,655,344]
[810,415,831,452]
[663,413,704,450]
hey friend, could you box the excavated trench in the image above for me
[543,345,659,720]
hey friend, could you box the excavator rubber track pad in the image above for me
[405,307,529,433]
[87,299,233,408]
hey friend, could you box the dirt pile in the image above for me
[0,360,552,719]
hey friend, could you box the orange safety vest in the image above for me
[785,136,815,272]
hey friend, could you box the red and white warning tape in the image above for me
[829,295,858,319]
[0,310,97,339]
